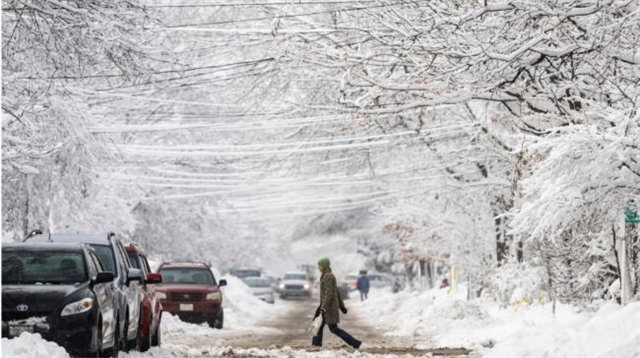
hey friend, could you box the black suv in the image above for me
[2,243,117,356]
[24,232,144,352]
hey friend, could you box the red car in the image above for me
[156,262,226,329]
[125,244,163,351]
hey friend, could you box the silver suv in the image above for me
[278,271,313,299]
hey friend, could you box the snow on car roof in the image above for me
[25,233,110,245]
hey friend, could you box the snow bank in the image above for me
[2,333,70,358]
[353,286,640,358]
[220,274,277,329]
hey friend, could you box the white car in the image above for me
[243,277,275,304]
[279,272,313,299]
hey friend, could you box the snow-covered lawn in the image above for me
[352,287,640,358]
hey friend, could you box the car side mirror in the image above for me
[127,268,143,285]
[146,272,163,284]
[218,279,227,287]
[93,272,115,285]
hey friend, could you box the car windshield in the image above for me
[160,268,215,285]
[244,278,270,287]
[2,250,87,284]
[230,269,261,278]
[127,251,140,269]
[90,245,117,276]
[284,274,307,280]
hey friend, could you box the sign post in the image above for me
[622,200,639,304]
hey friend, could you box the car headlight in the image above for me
[157,292,167,300]
[206,292,221,300]
[303,283,310,289]
[279,283,285,289]
[61,298,94,316]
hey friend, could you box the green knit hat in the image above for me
[318,257,331,270]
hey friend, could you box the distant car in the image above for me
[228,268,262,279]
[2,243,118,356]
[24,231,144,351]
[243,277,275,304]
[156,262,227,329]
[279,272,313,299]
[264,275,279,291]
[337,281,350,300]
[125,244,163,351]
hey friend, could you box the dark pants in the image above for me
[311,319,360,347]
[359,290,368,301]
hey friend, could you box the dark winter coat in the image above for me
[356,276,370,292]
[319,270,344,325]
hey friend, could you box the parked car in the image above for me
[24,231,144,351]
[279,271,313,299]
[156,262,227,329]
[2,243,118,356]
[242,277,275,304]
[228,268,262,279]
[125,244,163,351]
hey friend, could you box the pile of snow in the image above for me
[354,285,640,358]
[2,333,70,358]
[220,274,277,329]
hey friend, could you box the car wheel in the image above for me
[130,309,144,352]
[78,319,104,358]
[151,323,161,347]
[105,320,120,358]
[214,311,224,329]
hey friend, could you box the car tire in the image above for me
[151,323,161,347]
[131,309,144,352]
[105,319,120,358]
[214,311,224,329]
[207,311,224,329]
[78,318,104,358]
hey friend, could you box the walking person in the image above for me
[312,257,362,349]
[356,270,370,301]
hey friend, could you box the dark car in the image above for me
[24,231,144,351]
[156,262,227,329]
[228,268,262,279]
[125,244,163,351]
[2,243,117,356]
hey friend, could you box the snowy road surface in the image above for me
[124,298,471,358]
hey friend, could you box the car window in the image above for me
[140,255,152,276]
[2,250,87,284]
[244,278,270,287]
[89,252,104,272]
[284,274,307,280]
[159,268,215,285]
[90,245,117,276]
[85,251,98,277]
[114,243,128,282]
[116,242,131,270]
[127,251,141,269]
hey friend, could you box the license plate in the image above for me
[9,325,33,337]
[180,304,193,311]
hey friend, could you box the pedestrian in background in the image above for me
[356,270,370,301]
[312,257,361,349]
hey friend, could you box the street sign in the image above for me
[626,200,639,224]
